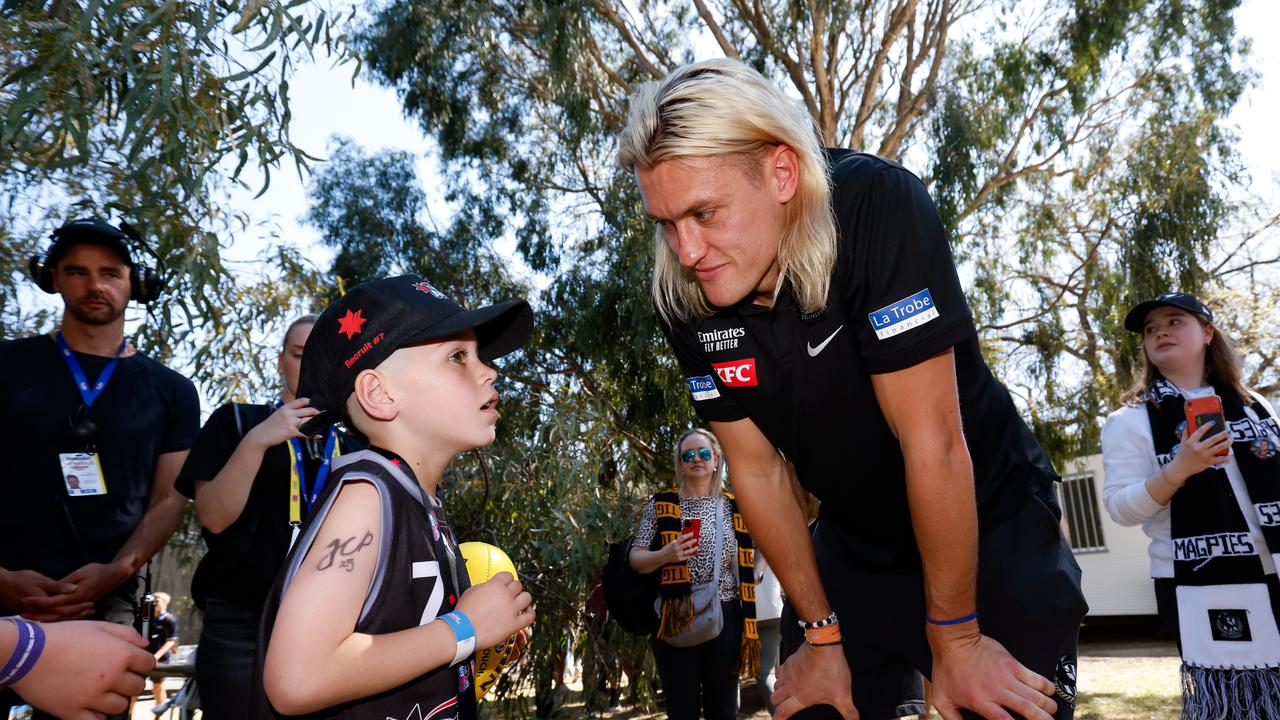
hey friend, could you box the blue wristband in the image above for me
[441,611,476,642]
[926,612,978,626]
[0,618,45,686]
[441,611,477,666]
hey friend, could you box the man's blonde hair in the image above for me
[618,58,837,322]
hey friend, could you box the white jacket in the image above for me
[1101,384,1278,577]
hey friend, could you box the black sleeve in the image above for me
[658,314,747,423]
[174,402,244,499]
[158,370,202,454]
[842,166,977,373]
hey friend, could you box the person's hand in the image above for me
[246,397,322,447]
[1166,422,1232,485]
[9,620,155,720]
[456,572,535,650]
[663,534,699,564]
[23,562,132,620]
[771,642,858,719]
[929,628,1057,720]
[0,568,91,621]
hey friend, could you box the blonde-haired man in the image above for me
[620,58,1086,720]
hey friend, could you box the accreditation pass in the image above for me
[59,452,108,496]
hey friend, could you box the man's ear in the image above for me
[769,144,801,205]
[353,369,398,423]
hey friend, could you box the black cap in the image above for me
[48,218,135,268]
[297,274,534,435]
[1123,292,1214,333]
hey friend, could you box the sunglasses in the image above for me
[681,448,714,463]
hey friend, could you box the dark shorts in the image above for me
[781,490,1088,720]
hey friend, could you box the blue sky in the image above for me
[223,0,1280,273]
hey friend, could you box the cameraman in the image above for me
[0,219,199,717]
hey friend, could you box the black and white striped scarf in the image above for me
[1144,379,1280,719]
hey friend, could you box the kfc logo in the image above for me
[712,358,757,387]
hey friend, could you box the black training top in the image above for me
[148,610,180,660]
[252,448,476,720]
[175,402,360,611]
[660,150,1057,571]
[0,335,200,588]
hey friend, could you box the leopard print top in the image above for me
[632,494,739,601]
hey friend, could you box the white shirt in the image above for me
[1101,385,1278,577]
[753,550,783,621]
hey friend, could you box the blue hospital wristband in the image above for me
[441,611,477,666]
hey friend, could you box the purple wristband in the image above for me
[0,618,45,686]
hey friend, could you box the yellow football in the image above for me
[458,542,520,700]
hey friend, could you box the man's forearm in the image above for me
[903,440,978,630]
[155,639,178,660]
[111,489,186,577]
[731,462,830,622]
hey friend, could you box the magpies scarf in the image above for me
[1144,379,1280,719]
[651,490,759,676]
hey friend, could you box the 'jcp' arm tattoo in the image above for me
[316,531,374,572]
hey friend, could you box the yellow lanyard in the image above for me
[287,431,341,526]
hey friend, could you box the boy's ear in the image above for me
[353,368,398,423]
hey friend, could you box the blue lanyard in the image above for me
[277,401,341,520]
[55,332,127,408]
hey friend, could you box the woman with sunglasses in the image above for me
[628,428,756,720]
[1102,292,1280,717]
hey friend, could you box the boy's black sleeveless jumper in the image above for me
[251,449,477,720]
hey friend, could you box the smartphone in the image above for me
[682,518,701,556]
[1185,395,1230,457]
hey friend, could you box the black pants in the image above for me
[782,491,1088,720]
[651,600,743,720]
[196,599,261,720]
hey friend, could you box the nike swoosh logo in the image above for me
[807,325,844,356]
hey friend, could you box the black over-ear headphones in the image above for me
[28,218,165,304]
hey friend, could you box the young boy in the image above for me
[253,275,536,719]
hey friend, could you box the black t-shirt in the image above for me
[252,448,476,720]
[176,402,359,611]
[148,610,179,659]
[660,150,1057,571]
[0,334,200,586]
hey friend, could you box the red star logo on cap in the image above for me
[337,309,367,339]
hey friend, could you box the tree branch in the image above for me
[692,0,740,59]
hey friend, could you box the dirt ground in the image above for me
[132,623,1184,719]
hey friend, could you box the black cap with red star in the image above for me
[297,274,533,435]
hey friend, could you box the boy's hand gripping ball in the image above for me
[459,542,522,700]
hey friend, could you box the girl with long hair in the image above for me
[1102,293,1280,717]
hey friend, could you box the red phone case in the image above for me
[682,518,702,539]
[1185,395,1229,456]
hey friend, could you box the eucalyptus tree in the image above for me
[1,0,355,397]
[358,0,1269,464]
[311,0,1271,710]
